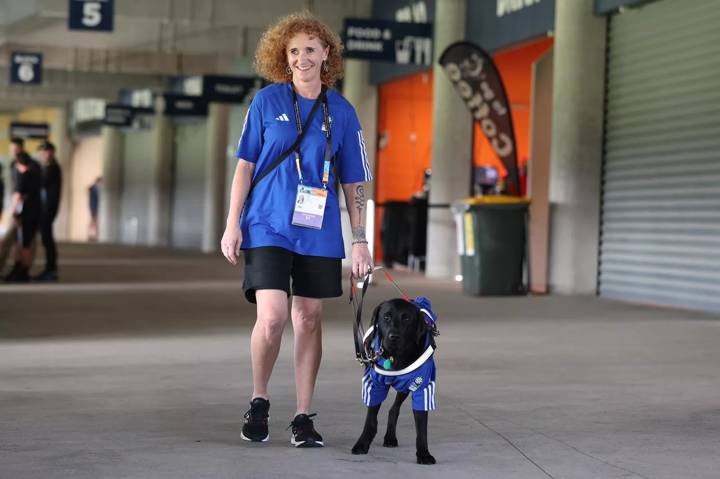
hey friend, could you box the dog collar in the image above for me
[363,326,435,377]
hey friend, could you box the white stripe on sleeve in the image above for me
[357,130,371,181]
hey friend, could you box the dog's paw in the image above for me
[382,436,398,447]
[351,441,370,455]
[416,451,436,465]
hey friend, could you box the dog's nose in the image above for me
[387,333,400,342]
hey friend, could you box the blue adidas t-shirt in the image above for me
[236,82,372,258]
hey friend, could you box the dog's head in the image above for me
[371,298,429,357]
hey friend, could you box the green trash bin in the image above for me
[453,196,529,296]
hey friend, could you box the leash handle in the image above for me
[349,267,412,366]
[352,266,410,300]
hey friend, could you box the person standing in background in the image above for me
[0,138,25,275]
[88,177,101,242]
[34,141,62,282]
[5,151,43,282]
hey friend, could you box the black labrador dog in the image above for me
[351,298,437,465]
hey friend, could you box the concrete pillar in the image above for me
[147,112,173,246]
[342,57,378,265]
[547,0,607,294]
[343,60,378,198]
[98,126,123,243]
[50,106,72,241]
[339,0,377,266]
[202,103,230,253]
[425,0,473,279]
[528,50,554,294]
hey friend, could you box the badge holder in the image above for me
[290,94,333,230]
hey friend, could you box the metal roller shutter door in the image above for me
[599,0,720,312]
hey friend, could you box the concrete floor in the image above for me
[1,243,720,479]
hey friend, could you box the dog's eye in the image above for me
[383,313,391,322]
[401,315,410,322]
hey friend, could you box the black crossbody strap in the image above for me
[248,85,327,192]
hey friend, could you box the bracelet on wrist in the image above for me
[352,239,368,245]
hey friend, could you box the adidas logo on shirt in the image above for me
[275,114,290,122]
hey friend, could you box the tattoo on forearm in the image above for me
[352,227,366,242]
[354,185,365,217]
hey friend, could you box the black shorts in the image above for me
[242,246,342,304]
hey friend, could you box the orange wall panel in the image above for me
[375,71,433,261]
[474,37,554,179]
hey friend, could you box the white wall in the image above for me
[68,135,103,241]
[120,128,154,245]
[171,120,207,249]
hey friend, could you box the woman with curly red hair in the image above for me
[221,12,373,448]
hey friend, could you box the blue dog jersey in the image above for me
[236,83,372,258]
[362,358,436,411]
[361,330,437,411]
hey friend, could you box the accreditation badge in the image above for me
[292,185,328,229]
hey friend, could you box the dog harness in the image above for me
[350,268,439,411]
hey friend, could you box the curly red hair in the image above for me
[254,12,344,87]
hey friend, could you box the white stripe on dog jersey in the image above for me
[430,381,435,410]
[365,376,372,404]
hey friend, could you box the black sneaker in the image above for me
[241,398,270,442]
[288,413,324,448]
[4,264,29,283]
[33,270,59,282]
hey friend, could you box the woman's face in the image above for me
[286,32,329,84]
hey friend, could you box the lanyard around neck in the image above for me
[291,85,332,188]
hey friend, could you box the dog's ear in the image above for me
[371,304,383,341]
[371,304,381,328]
[416,309,428,346]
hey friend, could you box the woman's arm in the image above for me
[221,159,256,265]
[342,181,374,278]
[9,192,21,218]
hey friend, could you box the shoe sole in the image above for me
[291,437,324,448]
[241,431,269,442]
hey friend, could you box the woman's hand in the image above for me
[351,242,374,279]
[221,224,242,265]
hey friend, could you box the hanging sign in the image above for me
[9,122,50,139]
[102,104,134,127]
[69,0,114,31]
[162,94,208,116]
[202,75,255,103]
[343,18,433,66]
[10,52,42,85]
[439,42,520,195]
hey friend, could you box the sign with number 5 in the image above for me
[69,0,114,32]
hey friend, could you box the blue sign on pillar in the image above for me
[69,0,114,32]
[343,18,433,66]
[10,52,43,85]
